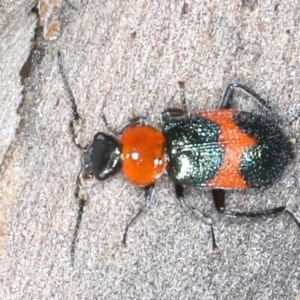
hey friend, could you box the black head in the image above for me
[84,132,121,180]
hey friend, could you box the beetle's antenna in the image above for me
[57,51,80,121]
[70,165,90,267]
[58,51,89,266]
[71,199,85,267]
[57,51,84,150]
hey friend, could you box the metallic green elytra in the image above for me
[235,112,291,187]
[162,116,224,186]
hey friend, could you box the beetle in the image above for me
[58,51,300,265]
[161,81,300,244]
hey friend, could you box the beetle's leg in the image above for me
[212,188,285,217]
[211,189,226,212]
[58,51,85,150]
[175,184,217,249]
[288,112,300,125]
[285,210,300,228]
[102,114,149,136]
[122,183,155,246]
[161,82,188,123]
[161,108,186,123]
[178,81,188,113]
[220,83,279,119]
[222,83,300,129]
[212,189,300,229]
[71,165,92,267]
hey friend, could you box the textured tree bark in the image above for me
[1,0,300,299]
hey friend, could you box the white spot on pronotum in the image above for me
[131,152,139,160]
[154,158,163,166]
